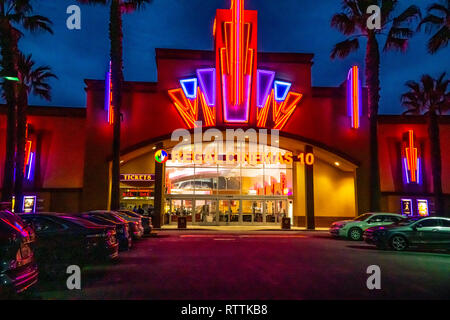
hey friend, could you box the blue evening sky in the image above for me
[14,0,450,114]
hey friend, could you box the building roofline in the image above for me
[0,105,86,118]
[155,48,314,64]
[377,114,450,124]
[84,79,158,93]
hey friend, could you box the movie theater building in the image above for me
[0,1,449,227]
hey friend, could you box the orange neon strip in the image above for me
[168,89,197,129]
[24,140,32,166]
[274,93,303,130]
[352,66,359,128]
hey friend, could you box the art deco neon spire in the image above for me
[168,0,303,129]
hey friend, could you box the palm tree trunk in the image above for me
[109,0,124,210]
[14,85,28,213]
[428,111,443,215]
[0,22,18,203]
[365,32,381,212]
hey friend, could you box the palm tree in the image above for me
[0,0,52,203]
[12,53,56,213]
[418,0,449,54]
[77,0,151,210]
[330,0,421,211]
[401,73,449,215]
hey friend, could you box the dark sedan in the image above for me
[364,216,450,251]
[20,213,119,270]
[119,210,152,235]
[76,212,132,251]
[0,211,39,298]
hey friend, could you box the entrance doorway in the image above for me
[165,196,288,226]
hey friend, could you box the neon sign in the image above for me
[402,130,420,184]
[120,174,155,182]
[347,65,362,129]
[170,151,314,166]
[168,0,303,129]
[105,61,113,125]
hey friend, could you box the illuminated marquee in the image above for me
[402,130,421,184]
[168,0,303,129]
[120,174,155,182]
[170,151,314,166]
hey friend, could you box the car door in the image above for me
[414,218,442,245]
[365,215,385,229]
[435,219,450,247]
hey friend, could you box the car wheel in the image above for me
[348,227,363,241]
[390,235,408,251]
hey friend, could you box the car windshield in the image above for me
[0,211,29,236]
[60,215,103,228]
[93,212,127,223]
[352,213,373,221]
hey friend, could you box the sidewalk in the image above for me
[158,225,329,232]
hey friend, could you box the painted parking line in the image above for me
[178,234,307,239]
[239,235,307,238]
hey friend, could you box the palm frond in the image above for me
[427,25,449,53]
[121,0,151,13]
[383,34,408,51]
[22,15,53,34]
[392,5,421,26]
[331,38,360,59]
[331,13,356,35]
[418,14,444,32]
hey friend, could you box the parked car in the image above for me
[0,211,39,298]
[106,211,144,239]
[19,213,119,269]
[364,216,450,251]
[329,213,405,241]
[75,212,132,251]
[119,210,152,235]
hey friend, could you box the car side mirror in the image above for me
[412,225,418,231]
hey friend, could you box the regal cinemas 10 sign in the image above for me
[170,151,314,166]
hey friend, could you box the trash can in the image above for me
[164,213,170,225]
[281,217,291,230]
[178,216,187,229]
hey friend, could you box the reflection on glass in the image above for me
[218,200,240,222]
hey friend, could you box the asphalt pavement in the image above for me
[32,230,450,300]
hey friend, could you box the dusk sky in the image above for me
[14,0,450,114]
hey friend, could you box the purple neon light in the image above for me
[403,157,409,183]
[417,158,421,184]
[27,152,34,180]
[403,156,421,185]
[256,70,275,107]
[105,62,112,122]
[197,68,216,106]
[223,75,251,123]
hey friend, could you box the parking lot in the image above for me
[31,230,450,300]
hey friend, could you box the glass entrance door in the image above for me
[167,199,193,224]
[265,199,287,224]
[218,199,240,224]
[242,200,264,223]
[195,199,218,225]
